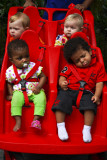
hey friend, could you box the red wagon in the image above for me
[0,4,107,160]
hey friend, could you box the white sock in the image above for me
[82,125,92,143]
[57,122,69,141]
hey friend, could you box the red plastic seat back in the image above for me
[71,31,90,45]
[66,8,82,17]
[24,7,48,45]
[20,29,42,60]
[20,29,48,77]
[24,6,43,31]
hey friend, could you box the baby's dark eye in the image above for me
[14,28,19,30]
[65,25,69,28]
[71,27,75,29]
[81,55,85,58]
[26,55,29,58]
[17,57,22,60]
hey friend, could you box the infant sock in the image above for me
[57,122,69,141]
[82,125,92,143]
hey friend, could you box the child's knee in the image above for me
[11,91,24,105]
[34,90,46,104]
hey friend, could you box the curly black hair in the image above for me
[63,37,90,64]
[7,39,29,58]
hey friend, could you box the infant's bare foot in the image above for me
[13,121,21,132]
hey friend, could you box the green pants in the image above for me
[11,90,46,116]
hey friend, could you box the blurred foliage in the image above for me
[91,0,107,69]
[0,0,107,69]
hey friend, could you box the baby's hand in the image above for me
[31,86,40,94]
[7,95,13,101]
[75,4,85,12]
[23,0,37,8]
[60,81,68,90]
[91,95,100,105]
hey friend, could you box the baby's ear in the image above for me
[9,57,12,62]
[25,27,29,30]
[80,26,83,31]
[89,48,92,55]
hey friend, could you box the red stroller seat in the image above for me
[0,5,107,159]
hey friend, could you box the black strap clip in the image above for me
[79,80,86,90]
[19,79,27,91]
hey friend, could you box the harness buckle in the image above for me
[79,80,86,90]
[19,79,27,91]
[19,79,31,107]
